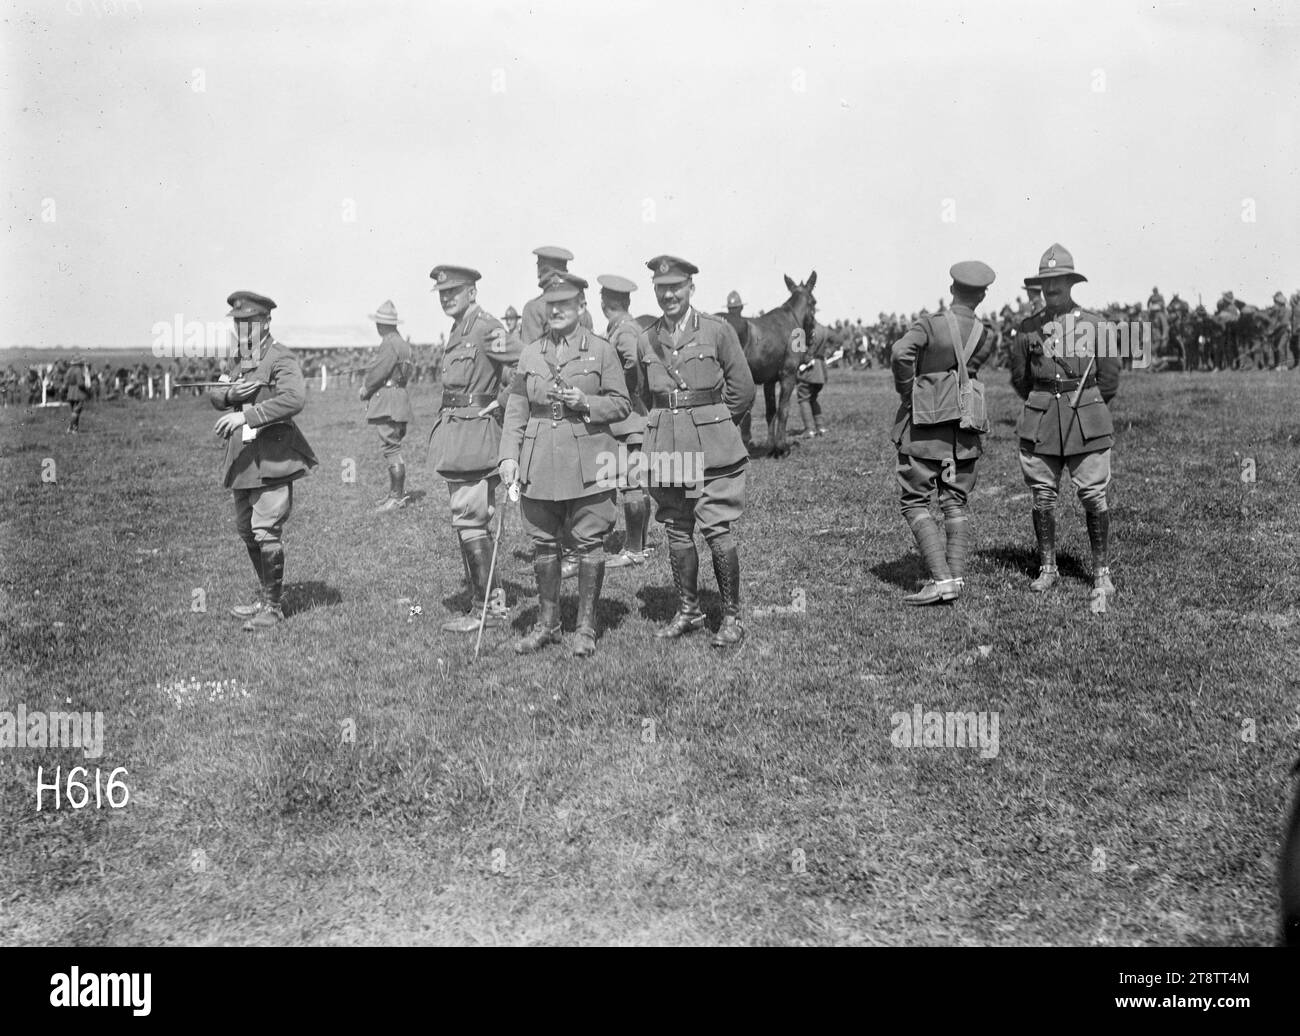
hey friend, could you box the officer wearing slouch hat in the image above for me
[504,305,522,339]
[498,271,630,657]
[427,265,522,632]
[361,300,415,513]
[637,255,756,647]
[520,246,595,344]
[890,261,996,605]
[1009,244,1120,598]
[597,274,653,570]
[725,291,744,317]
[210,291,318,631]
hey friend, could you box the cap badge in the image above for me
[1047,258,1057,268]
[659,261,670,273]
[437,271,447,282]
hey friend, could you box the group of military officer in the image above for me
[890,243,1118,606]
[209,239,1118,643]
[210,248,755,653]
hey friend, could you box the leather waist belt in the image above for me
[1033,378,1095,393]
[529,404,583,420]
[651,388,723,409]
[441,391,496,409]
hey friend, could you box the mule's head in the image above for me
[783,271,818,334]
[780,272,811,321]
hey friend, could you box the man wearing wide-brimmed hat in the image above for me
[210,291,319,631]
[596,273,653,571]
[360,299,415,513]
[1010,244,1120,600]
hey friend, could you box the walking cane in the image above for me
[473,480,517,662]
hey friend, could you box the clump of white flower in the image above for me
[158,677,252,709]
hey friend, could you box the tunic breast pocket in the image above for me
[680,346,721,383]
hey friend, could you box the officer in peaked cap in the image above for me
[361,300,415,513]
[211,290,318,630]
[427,264,523,633]
[725,291,744,317]
[596,274,653,571]
[637,254,756,648]
[521,246,594,343]
[498,270,630,657]
[1009,244,1120,601]
[890,261,996,605]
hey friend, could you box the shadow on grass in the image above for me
[870,553,925,591]
[979,545,1089,583]
[285,580,342,617]
[508,595,632,633]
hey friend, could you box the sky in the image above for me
[3,0,1299,347]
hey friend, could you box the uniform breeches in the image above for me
[1019,448,1111,512]
[796,381,823,414]
[446,474,498,541]
[521,492,616,554]
[234,483,293,545]
[650,469,746,546]
[374,419,407,460]
[896,453,976,520]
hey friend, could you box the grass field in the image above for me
[2,364,1297,946]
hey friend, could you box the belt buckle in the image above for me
[668,389,681,409]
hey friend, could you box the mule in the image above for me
[738,272,817,458]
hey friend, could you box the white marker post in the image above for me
[147,375,154,400]
[164,372,172,400]
[321,365,328,392]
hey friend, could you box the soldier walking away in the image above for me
[637,255,756,648]
[427,265,522,633]
[498,272,630,657]
[63,354,91,433]
[360,300,415,513]
[796,318,829,438]
[598,274,653,570]
[1009,245,1120,600]
[890,261,996,605]
[210,291,318,631]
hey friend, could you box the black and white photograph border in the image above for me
[2,0,1299,963]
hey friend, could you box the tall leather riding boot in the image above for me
[709,543,744,647]
[515,550,563,654]
[442,535,503,632]
[623,492,648,554]
[1030,508,1058,592]
[571,554,606,657]
[903,513,958,605]
[231,540,266,618]
[467,536,507,627]
[943,513,970,585]
[244,542,285,630]
[656,541,704,638]
[1086,510,1114,595]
